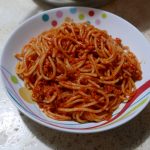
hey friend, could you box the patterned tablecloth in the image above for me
[0,0,150,150]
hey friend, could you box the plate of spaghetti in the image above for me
[1,7,150,133]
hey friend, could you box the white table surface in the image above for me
[0,0,150,150]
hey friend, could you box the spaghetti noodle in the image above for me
[15,20,142,123]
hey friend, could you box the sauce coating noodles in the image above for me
[15,21,142,123]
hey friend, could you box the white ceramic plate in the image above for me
[42,0,109,6]
[1,7,150,133]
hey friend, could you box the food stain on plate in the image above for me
[19,87,34,104]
